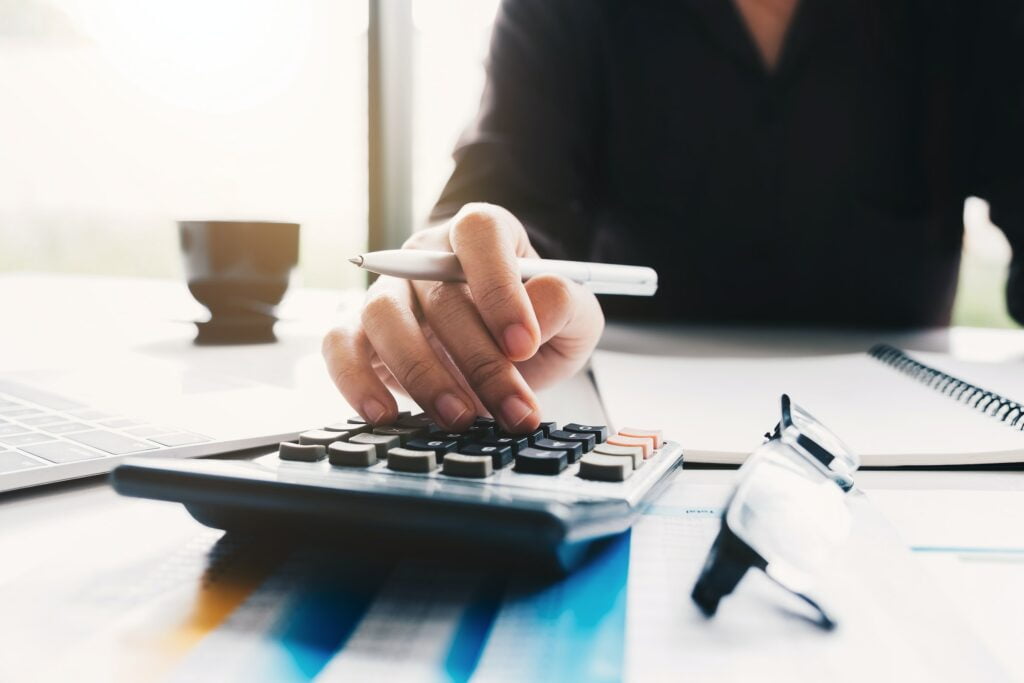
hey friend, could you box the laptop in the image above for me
[0,352,345,493]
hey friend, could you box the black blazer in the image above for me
[432,0,1024,327]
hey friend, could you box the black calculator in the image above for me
[111,414,684,572]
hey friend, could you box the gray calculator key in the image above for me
[298,430,345,446]
[593,442,644,469]
[373,426,424,445]
[386,447,437,473]
[279,442,326,462]
[19,441,103,464]
[443,454,493,478]
[149,432,212,447]
[0,451,45,472]
[328,441,377,467]
[347,433,400,460]
[0,432,52,446]
[578,453,633,482]
[66,430,158,455]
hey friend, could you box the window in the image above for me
[0,0,368,289]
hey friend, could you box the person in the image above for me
[323,0,1024,434]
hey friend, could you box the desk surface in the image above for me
[2,273,1022,682]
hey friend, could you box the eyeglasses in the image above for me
[691,394,861,630]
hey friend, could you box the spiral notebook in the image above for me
[592,344,1024,467]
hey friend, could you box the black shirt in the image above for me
[431,0,1024,327]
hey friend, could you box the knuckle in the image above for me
[476,279,521,313]
[393,357,435,391]
[361,291,405,332]
[462,351,509,390]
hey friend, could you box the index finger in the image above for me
[448,203,541,362]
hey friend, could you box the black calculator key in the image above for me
[397,414,436,429]
[539,421,558,436]
[533,438,584,463]
[465,425,495,440]
[460,442,514,469]
[548,429,596,453]
[473,416,496,428]
[497,428,544,446]
[482,435,528,456]
[404,439,458,457]
[515,447,568,475]
[387,447,437,472]
[279,442,326,462]
[563,423,608,443]
[426,428,468,446]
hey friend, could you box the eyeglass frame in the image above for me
[690,394,860,630]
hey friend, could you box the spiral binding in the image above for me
[869,344,1024,431]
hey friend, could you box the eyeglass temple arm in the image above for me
[691,526,766,617]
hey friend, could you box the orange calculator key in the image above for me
[617,427,664,451]
[606,434,652,459]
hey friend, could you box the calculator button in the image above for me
[606,434,652,459]
[547,429,596,453]
[425,429,467,447]
[617,427,664,450]
[404,439,458,457]
[465,425,495,440]
[533,438,583,463]
[346,416,367,425]
[473,416,496,428]
[578,454,633,482]
[299,430,346,446]
[326,422,368,435]
[397,413,436,429]
[460,442,514,469]
[373,426,424,444]
[387,447,437,473]
[347,433,399,460]
[563,423,608,443]
[498,428,544,446]
[538,421,558,436]
[328,441,377,467]
[483,434,529,455]
[279,442,326,462]
[443,454,493,478]
[515,447,567,475]
[593,442,644,469]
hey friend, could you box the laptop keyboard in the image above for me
[0,383,211,474]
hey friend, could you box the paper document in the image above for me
[592,350,1024,466]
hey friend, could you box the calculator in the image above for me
[111,414,684,572]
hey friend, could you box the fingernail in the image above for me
[503,323,534,359]
[362,398,387,424]
[500,395,535,430]
[435,392,470,427]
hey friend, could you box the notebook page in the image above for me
[591,350,1024,465]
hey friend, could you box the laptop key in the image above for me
[66,430,158,455]
[149,432,212,447]
[18,414,64,427]
[40,421,91,435]
[0,451,45,472]
[0,432,52,447]
[0,425,30,436]
[19,441,103,464]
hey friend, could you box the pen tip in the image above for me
[348,255,363,266]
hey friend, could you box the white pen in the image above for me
[349,249,658,296]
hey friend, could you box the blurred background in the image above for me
[0,0,1016,328]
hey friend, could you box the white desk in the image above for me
[1,273,1022,681]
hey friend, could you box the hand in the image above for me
[322,203,605,433]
